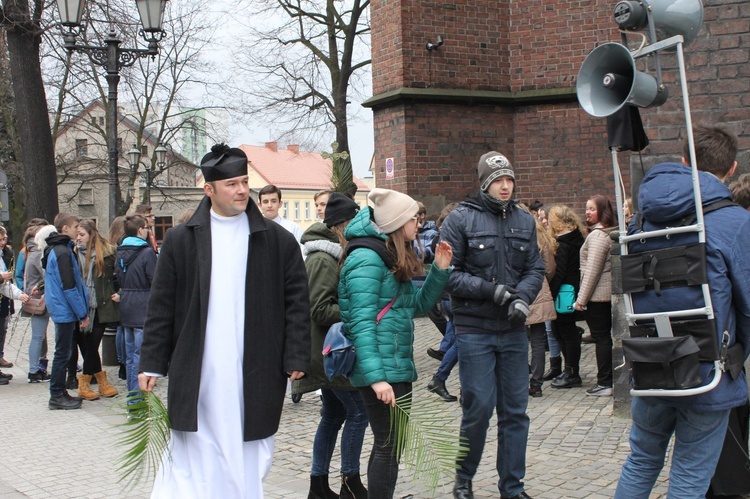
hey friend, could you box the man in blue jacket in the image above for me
[615,125,750,497]
[44,213,90,410]
[441,152,545,499]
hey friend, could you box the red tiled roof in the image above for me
[239,143,369,191]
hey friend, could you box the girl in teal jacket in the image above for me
[338,188,452,498]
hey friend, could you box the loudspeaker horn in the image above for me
[576,43,668,118]
[614,0,703,46]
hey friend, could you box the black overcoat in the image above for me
[139,196,311,441]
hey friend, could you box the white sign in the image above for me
[385,157,394,180]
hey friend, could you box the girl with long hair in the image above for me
[75,220,120,400]
[108,216,127,379]
[575,194,617,396]
[338,188,452,498]
[24,224,53,382]
[547,205,587,389]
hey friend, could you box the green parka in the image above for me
[338,207,450,388]
[292,223,356,394]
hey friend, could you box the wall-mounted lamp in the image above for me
[426,35,444,51]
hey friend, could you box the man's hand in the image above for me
[79,317,90,329]
[493,285,517,306]
[371,381,396,406]
[139,373,158,391]
[111,293,120,303]
[507,299,530,323]
[288,370,305,381]
[433,241,453,269]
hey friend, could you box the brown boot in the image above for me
[94,371,119,398]
[77,374,100,401]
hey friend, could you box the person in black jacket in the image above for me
[114,215,157,394]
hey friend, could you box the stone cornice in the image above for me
[362,86,579,109]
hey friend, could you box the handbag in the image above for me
[622,335,703,390]
[554,284,576,314]
[322,295,397,381]
[21,261,46,316]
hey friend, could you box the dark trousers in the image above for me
[50,321,76,396]
[527,322,546,387]
[552,315,581,373]
[584,301,612,387]
[359,382,412,498]
[81,313,106,375]
[67,325,85,380]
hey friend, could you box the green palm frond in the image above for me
[322,142,356,197]
[389,392,468,497]
[117,390,171,490]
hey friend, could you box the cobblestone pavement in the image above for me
[0,312,676,498]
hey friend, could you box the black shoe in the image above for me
[49,394,82,410]
[502,492,533,499]
[63,390,82,402]
[119,363,127,380]
[427,376,458,402]
[542,357,562,381]
[427,348,444,361]
[340,472,368,499]
[551,372,582,388]
[28,371,51,383]
[453,477,473,499]
[0,377,8,385]
[529,385,542,398]
[0,371,12,381]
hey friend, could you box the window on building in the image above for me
[99,116,104,125]
[283,201,289,218]
[153,216,173,244]
[78,188,94,206]
[141,145,148,157]
[305,201,311,220]
[294,202,300,221]
[75,139,88,157]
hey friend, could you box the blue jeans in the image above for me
[116,325,125,365]
[545,320,560,358]
[456,331,530,497]
[124,327,144,393]
[28,314,50,374]
[312,388,369,476]
[615,397,730,499]
[50,321,76,397]
[436,300,458,381]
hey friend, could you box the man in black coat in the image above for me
[138,144,310,497]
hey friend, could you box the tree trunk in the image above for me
[3,0,60,222]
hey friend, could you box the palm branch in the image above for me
[322,142,357,197]
[117,389,171,489]
[389,392,469,496]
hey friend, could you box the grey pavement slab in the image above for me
[0,310,679,498]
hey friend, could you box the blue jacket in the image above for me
[440,193,545,333]
[338,207,450,388]
[42,233,89,324]
[629,162,750,411]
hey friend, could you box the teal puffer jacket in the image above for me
[339,207,451,388]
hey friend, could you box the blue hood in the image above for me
[638,162,732,224]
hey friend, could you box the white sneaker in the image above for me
[586,385,613,396]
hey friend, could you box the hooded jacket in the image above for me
[338,206,450,388]
[293,222,355,394]
[439,193,545,333]
[42,233,88,324]
[629,162,750,410]
[115,236,157,328]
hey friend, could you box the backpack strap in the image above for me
[376,295,397,324]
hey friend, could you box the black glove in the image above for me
[493,285,517,306]
[507,299,530,323]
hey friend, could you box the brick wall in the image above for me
[370,0,750,218]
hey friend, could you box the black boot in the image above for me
[119,363,127,380]
[453,477,473,499]
[542,356,562,381]
[49,393,82,410]
[551,367,582,388]
[65,371,78,390]
[427,376,458,402]
[308,474,339,499]
[340,472,367,499]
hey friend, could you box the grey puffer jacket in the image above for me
[440,193,545,333]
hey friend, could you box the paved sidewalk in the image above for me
[0,312,672,498]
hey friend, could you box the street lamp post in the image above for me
[128,143,167,204]
[55,0,167,226]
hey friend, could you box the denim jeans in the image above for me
[50,321,76,397]
[584,301,612,387]
[28,314,50,374]
[116,325,125,365]
[456,331,529,497]
[125,327,144,392]
[545,320,560,358]
[615,397,730,499]
[359,382,412,498]
[436,300,458,381]
[311,388,369,476]
[527,323,546,387]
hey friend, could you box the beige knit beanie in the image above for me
[368,188,419,234]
